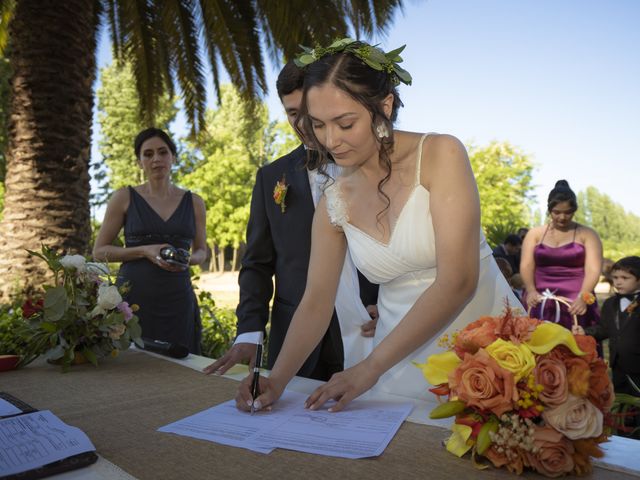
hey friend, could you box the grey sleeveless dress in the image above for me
[118,187,201,353]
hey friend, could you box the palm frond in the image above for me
[157,0,206,135]
[0,0,16,56]
[115,0,164,125]
[198,0,266,100]
[104,0,122,61]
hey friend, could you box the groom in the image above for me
[204,61,378,380]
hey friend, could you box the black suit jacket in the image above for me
[236,145,378,378]
[585,296,640,375]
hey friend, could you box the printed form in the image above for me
[159,390,412,458]
[0,410,95,476]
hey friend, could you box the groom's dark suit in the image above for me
[236,145,378,379]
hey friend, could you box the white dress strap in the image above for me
[415,133,434,185]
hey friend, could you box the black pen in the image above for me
[250,342,262,415]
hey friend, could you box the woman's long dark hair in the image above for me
[296,47,403,221]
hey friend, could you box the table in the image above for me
[1,350,637,479]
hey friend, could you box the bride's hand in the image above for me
[235,374,285,412]
[304,360,380,412]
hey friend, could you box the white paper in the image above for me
[0,410,96,476]
[0,398,22,417]
[159,390,412,458]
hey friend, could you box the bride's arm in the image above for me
[306,133,481,411]
[236,196,347,410]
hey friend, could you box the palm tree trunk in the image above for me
[0,0,98,300]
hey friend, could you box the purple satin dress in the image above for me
[532,242,600,330]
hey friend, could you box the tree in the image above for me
[0,55,9,221]
[467,141,535,247]
[575,186,640,259]
[94,61,177,208]
[180,85,271,271]
[0,0,404,299]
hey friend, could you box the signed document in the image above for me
[159,390,412,458]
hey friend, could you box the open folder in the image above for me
[0,392,97,480]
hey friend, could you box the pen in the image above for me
[250,342,262,415]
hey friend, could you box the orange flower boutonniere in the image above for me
[273,174,289,213]
[627,299,638,314]
[581,292,596,305]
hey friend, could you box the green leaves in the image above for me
[294,37,412,86]
[476,418,499,455]
[468,141,535,244]
[429,400,466,419]
[43,286,68,322]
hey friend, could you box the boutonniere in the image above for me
[626,299,638,314]
[273,174,289,213]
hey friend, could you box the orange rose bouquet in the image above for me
[416,309,613,477]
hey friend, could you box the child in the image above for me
[573,256,640,397]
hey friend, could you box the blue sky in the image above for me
[93,0,640,217]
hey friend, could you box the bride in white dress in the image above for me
[236,39,522,412]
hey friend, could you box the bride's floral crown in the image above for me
[293,37,412,87]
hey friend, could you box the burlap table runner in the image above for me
[1,350,634,479]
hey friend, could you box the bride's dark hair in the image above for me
[297,47,403,218]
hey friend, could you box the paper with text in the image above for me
[0,399,22,418]
[0,410,95,476]
[159,390,412,458]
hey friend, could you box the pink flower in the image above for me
[525,425,575,477]
[117,301,134,322]
[449,349,518,417]
[534,356,568,408]
[542,394,603,440]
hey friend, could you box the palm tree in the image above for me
[0,0,404,299]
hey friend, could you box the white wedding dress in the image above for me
[325,134,523,400]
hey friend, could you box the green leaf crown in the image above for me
[294,37,412,87]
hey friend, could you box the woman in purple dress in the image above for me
[521,180,602,330]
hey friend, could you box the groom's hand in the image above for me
[203,343,256,375]
[360,304,379,337]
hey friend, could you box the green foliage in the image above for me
[468,141,535,245]
[180,85,271,250]
[611,394,640,439]
[93,61,177,207]
[197,289,237,360]
[0,301,30,356]
[267,120,300,164]
[575,186,640,259]
[19,245,143,371]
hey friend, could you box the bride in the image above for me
[236,39,521,412]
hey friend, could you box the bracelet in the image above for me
[581,292,596,305]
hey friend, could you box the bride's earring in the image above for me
[376,122,390,139]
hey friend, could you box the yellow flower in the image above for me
[485,338,536,382]
[414,351,461,386]
[446,423,474,457]
[525,322,585,356]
